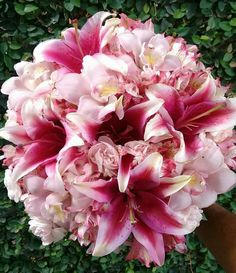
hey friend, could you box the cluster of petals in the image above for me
[1,12,236,267]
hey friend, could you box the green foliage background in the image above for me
[0,0,236,272]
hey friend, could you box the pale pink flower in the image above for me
[29,217,66,245]
[1,61,56,111]
[169,139,236,209]
[88,137,119,177]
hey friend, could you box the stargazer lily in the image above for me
[0,99,83,201]
[146,84,236,158]
[74,152,194,265]
[33,12,114,73]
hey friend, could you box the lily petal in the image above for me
[168,190,192,211]
[93,195,132,256]
[34,12,113,73]
[117,154,134,192]
[207,167,236,194]
[146,84,184,121]
[133,221,165,266]
[74,179,118,203]
[144,114,172,142]
[183,73,216,105]
[159,54,181,71]
[55,73,90,104]
[66,112,100,143]
[11,140,61,183]
[125,99,164,139]
[175,100,236,135]
[156,175,192,198]
[135,191,186,235]
[131,152,163,190]
[0,126,31,145]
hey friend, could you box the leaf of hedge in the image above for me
[208,17,216,29]
[230,2,236,10]
[218,1,226,12]
[143,3,150,14]
[136,0,144,12]
[14,3,25,15]
[225,67,235,76]
[219,21,232,32]
[229,18,236,27]
[70,0,80,8]
[3,55,13,70]
[24,4,39,13]
[64,2,74,11]
[9,42,22,50]
[0,42,8,54]
[173,9,185,19]
[192,35,201,44]
[86,5,99,14]
[223,52,233,62]
[107,0,122,9]
[200,0,212,9]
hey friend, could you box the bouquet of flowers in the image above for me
[1,11,236,267]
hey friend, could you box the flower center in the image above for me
[96,112,140,144]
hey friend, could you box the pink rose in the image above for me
[88,137,119,177]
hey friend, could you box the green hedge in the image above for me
[0,0,236,272]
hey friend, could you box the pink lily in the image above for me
[146,84,236,157]
[33,12,113,73]
[74,152,193,265]
[0,100,83,191]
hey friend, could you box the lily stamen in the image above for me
[69,18,84,58]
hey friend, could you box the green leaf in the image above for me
[24,4,39,13]
[219,21,232,32]
[9,42,22,50]
[173,9,185,19]
[200,0,212,9]
[208,17,216,29]
[218,1,226,12]
[229,18,236,27]
[64,2,74,11]
[86,5,98,14]
[107,0,122,9]
[230,200,236,211]
[225,67,236,76]
[70,0,80,8]
[176,26,190,36]
[192,35,201,44]
[37,261,47,268]
[0,42,8,54]
[140,13,150,21]
[200,35,210,41]
[143,3,150,14]
[14,3,25,15]
[3,54,13,69]
[8,50,21,60]
[28,28,44,37]
[223,52,233,62]
[135,0,144,12]
[230,2,236,10]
